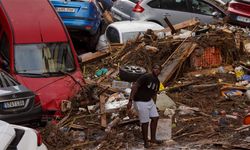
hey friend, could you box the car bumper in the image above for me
[228,12,250,27]
[62,17,100,35]
[38,143,48,150]
[0,104,42,124]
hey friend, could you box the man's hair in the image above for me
[152,64,162,70]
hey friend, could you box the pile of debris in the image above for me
[41,19,250,149]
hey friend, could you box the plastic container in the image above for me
[235,66,244,81]
[112,80,131,90]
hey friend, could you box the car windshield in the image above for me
[14,43,76,75]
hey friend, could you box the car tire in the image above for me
[119,65,147,82]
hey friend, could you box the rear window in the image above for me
[106,27,120,43]
[0,70,19,87]
[7,129,25,150]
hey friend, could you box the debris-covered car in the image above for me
[50,0,103,51]
[0,70,42,124]
[96,20,165,50]
[0,0,85,121]
[227,0,250,27]
[0,120,47,150]
[111,0,227,27]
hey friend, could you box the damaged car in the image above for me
[0,70,42,124]
[227,0,250,27]
[0,120,47,150]
[96,20,165,50]
[111,0,227,27]
[50,0,103,51]
[0,0,85,122]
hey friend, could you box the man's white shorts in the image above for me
[134,99,159,123]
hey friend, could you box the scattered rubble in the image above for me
[41,19,250,149]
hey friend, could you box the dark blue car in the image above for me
[50,0,105,51]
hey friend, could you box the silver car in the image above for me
[111,0,227,27]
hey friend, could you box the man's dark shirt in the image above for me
[134,73,160,102]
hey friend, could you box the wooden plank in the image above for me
[159,42,197,85]
[79,51,109,64]
[164,17,176,34]
[100,94,107,127]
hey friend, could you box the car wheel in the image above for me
[119,65,147,82]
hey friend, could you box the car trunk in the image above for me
[229,0,250,17]
[52,0,95,20]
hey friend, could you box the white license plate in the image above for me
[56,7,75,13]
[236,16,250,23]
[4,100,25,109]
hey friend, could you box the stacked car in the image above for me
[227,0,250,27]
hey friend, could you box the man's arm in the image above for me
[127,82,139,110]
[152,94,157,104]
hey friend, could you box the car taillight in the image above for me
[34,95,40,105]
[229,2,241,10]
[35,130,42,146]
[85,25,92,30]
[132,2,144,13]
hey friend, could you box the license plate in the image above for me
[236,16,250,23]
[56,7,75,13]
[3,100,25,109]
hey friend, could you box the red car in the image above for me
[0,0,85,122]
[227,0,250,27]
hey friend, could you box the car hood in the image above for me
[15,71,84,111]
[0,121,15,150]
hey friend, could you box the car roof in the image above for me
[107,21,165,33]
[0,0,68,44]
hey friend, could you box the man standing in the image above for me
[127,64,163,148]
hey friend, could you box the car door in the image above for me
[188,0,225,24]
[147,0,193,26]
